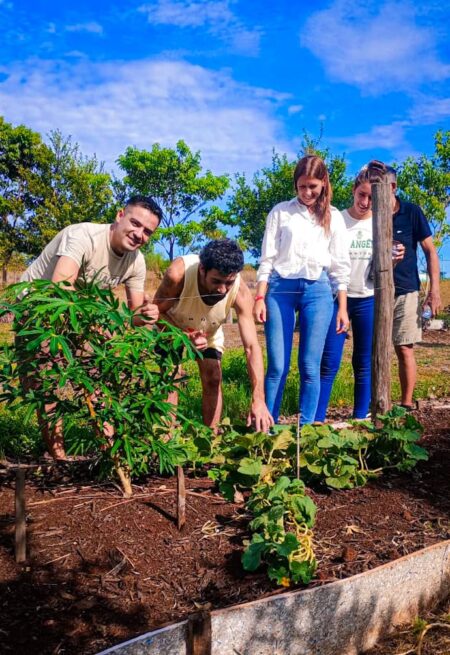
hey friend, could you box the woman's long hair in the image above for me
[293,155,332,234]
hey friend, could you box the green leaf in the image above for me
[271,430,294,451]
[289,559,315,584]
[267,476,291,500]
[237,457,262,477]
[276,533,299,557]
[267,564,290,585]
[242,535,268,571]
[403,443,428,461]
[325,475,352,489]
[289,495,317,526]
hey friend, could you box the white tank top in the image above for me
[166,255,240,352]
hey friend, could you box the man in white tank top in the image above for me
[154,240,273,432]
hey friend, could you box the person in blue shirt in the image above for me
[384,163,441,409]
[316,160,440,419]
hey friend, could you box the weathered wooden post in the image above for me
[371,176,394,421]
[15,466,27,563]
[187,611,212,655]
[177,465,186,530]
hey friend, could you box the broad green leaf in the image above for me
[290,495,317,526]
[267,476,291,500]
[242,537,268,571]
[277,533,299,557]
[237,457,262,477]
[271,430,294,451]
[325,475,352,489]
[290,559,315,584]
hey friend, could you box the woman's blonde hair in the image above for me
[293,155,332,233]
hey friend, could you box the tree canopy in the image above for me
[0,118,113,281]
[116,140,229,260]
[396,130,450,252]
[0,116,447,276]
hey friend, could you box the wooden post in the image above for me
[187,611,212,655]
[371,179,394,422]
[177,465,186,530]
[15,467,27,563]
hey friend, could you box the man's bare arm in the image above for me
[51,256,80,286]
[234,281,274,432]
[153,258,208,349]
[421,236,441,316]
[153,258,186,315]
[126,289,159,326]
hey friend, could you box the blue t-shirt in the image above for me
[393,200,431,296]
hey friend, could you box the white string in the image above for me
[155,283,421,303]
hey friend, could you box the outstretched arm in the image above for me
[234,281,274,432]
[421,236,441,316]
[127,289,159,326]
[154,259,207,349]
[51,255,80,286]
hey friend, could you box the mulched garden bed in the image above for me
[0,402,449,655]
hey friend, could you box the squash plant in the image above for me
[0,277,200,496]
[243,476,317,586]
[207,411,428,587]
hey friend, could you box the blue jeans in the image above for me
[315,296,374,422]
[264,272,333,425]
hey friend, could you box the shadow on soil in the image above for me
[0,513,150,655]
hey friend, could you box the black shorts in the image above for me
[200,347,222,361]
[154,344,222,361]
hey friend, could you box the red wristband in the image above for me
[254,295,265,302]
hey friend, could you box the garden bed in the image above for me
[0,401,449,655]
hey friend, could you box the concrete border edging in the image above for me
[97,540,450,655]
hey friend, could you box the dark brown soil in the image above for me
[0,401,449,655]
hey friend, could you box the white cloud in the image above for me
[288,104,303,115]
[0,57,292,175]
[409,96,450,124]
[301,1,450,94]
[138,0,262,55]
[66,22,104,35]
[139,0,233,28]
[329,121,410,152]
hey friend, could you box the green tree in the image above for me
[227,134,352,257]
[227,151,294,258]
[0,117,48,283]
[0,118,114,283]
[115,140,229,260]
[26,130,114,255]
[396,130,450,251]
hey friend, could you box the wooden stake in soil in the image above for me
[177,465,186,530]
[371,179,394,422]
[187,611,212,655]
[15,466,26,563]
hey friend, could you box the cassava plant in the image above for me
[0,276,199,496]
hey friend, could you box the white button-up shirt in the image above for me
[257,198,351,291]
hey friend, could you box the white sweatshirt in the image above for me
[257,198,351,291]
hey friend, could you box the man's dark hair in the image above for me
[199,239,244,275]
[125,195,163,224]
[366,160,397,184]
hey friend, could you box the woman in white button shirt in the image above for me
[253,155,351,425]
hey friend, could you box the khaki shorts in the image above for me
[393,291,422,346]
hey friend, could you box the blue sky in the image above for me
[1,0,449,267]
